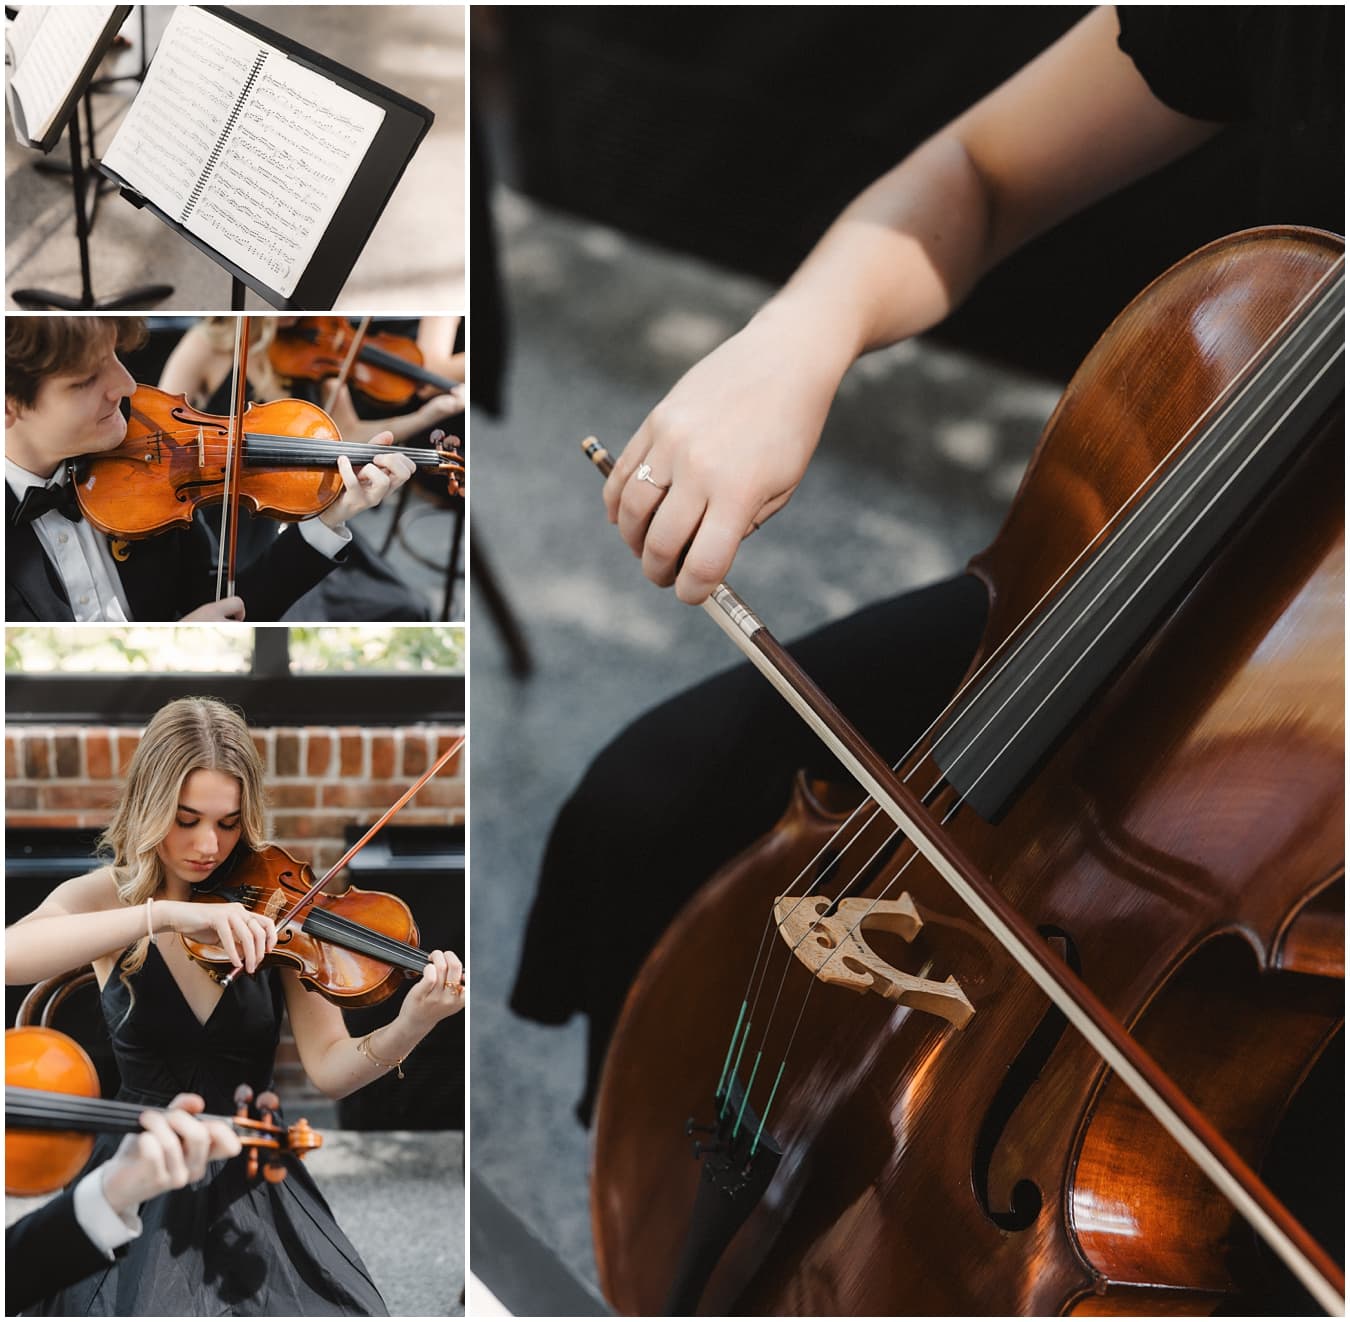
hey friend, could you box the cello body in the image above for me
[590,228,1345,1314]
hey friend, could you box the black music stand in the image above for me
[96,6,434,311]
[9,4,170,309]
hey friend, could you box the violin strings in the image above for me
[230,884,430,973]
[5,1087,281,1136]
[124,430,447,464]
[723,258,1344,1136]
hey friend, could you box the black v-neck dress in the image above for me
[28,944,388,1316]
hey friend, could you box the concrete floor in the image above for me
[467,188,1058,1309]
[5,6,464,312]
[6,1131,464,1316]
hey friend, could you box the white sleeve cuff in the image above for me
[299,515,353,559]
[73,1165,142,1257]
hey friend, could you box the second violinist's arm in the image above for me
[281,952,464,1100]
[157,326,216,406]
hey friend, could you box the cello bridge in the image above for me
[774,892,975,1028]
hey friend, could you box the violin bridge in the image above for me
[196,425,205,469]
[774,893,975,1028]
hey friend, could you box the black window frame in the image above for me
[6,628,464,725]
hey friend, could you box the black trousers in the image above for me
[510,573,989,1121]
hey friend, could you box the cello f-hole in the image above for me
[971,926,1080,1231]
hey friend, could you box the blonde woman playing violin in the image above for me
[5,696,464,1316]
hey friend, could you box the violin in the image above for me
[270,317,461,408]
[584,228,1344,1314]
[6,1025,321,1196]
[68,384,465,541]
[184,736,466,1005]
[183,842,442,1008]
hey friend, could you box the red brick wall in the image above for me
[7,723,465,872]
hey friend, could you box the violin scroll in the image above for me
[431,428,465,497]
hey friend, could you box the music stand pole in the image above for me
[12,103,173,310]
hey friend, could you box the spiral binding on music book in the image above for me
[179,50,268,223]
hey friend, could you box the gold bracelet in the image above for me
[356,1031,407,1080]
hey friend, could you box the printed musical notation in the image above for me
[7,5,119,143]
[97,6,384,297]
[190,57,384,296]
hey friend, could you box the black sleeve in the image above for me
[169,519,344,622]
[6,1188,113,1313]
[1116,6,1343,130]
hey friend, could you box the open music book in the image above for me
[5,5,125,149]
[99,5,385,298]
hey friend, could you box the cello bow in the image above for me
[580,435,1345,1317]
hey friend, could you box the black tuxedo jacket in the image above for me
[6,1186,113,1313]
[6,489,341,621]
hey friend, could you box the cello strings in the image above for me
[762,261,1346,974]
[724,259,1343,1131]
[776,270,1344,1031]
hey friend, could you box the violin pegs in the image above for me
[263,1158,287,1185]
[257,1089,280,1114]
[234,1083,254,1112]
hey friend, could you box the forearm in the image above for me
[750,7,1221,372]
[305,1014,436,1100]
[6,906,144,984]
[762,131,997,368]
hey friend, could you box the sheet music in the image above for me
[186,56,384,297]
[99,5,263,219]
[99,5,385,299]
[8,5,117,141]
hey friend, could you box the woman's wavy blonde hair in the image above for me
[103,697,268,982]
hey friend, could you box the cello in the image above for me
[585,228,1344,1313]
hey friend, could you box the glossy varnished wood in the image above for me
[75,386,344,539]
[591,229,1344,1314]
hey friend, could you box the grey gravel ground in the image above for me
[5,6,464,312]
[467,187,1060,1308]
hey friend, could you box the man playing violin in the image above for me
[4,317,416,623]
[7,1094,241,1314]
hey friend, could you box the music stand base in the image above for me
[11,283,174,311]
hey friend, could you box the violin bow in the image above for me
[324,315,372,415]
[215,315,252,602]
[580,437,1345,1316]
[218,735,466,990]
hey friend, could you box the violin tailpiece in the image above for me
[774,894,975,1029]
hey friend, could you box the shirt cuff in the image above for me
[299,515,353,560]
[73,1166,142,1257]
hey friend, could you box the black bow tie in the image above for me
[12,479,82,527]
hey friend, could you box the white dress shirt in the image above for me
[6,459,131,620]
[73,1165,142,1258]
[7,459,352,619]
